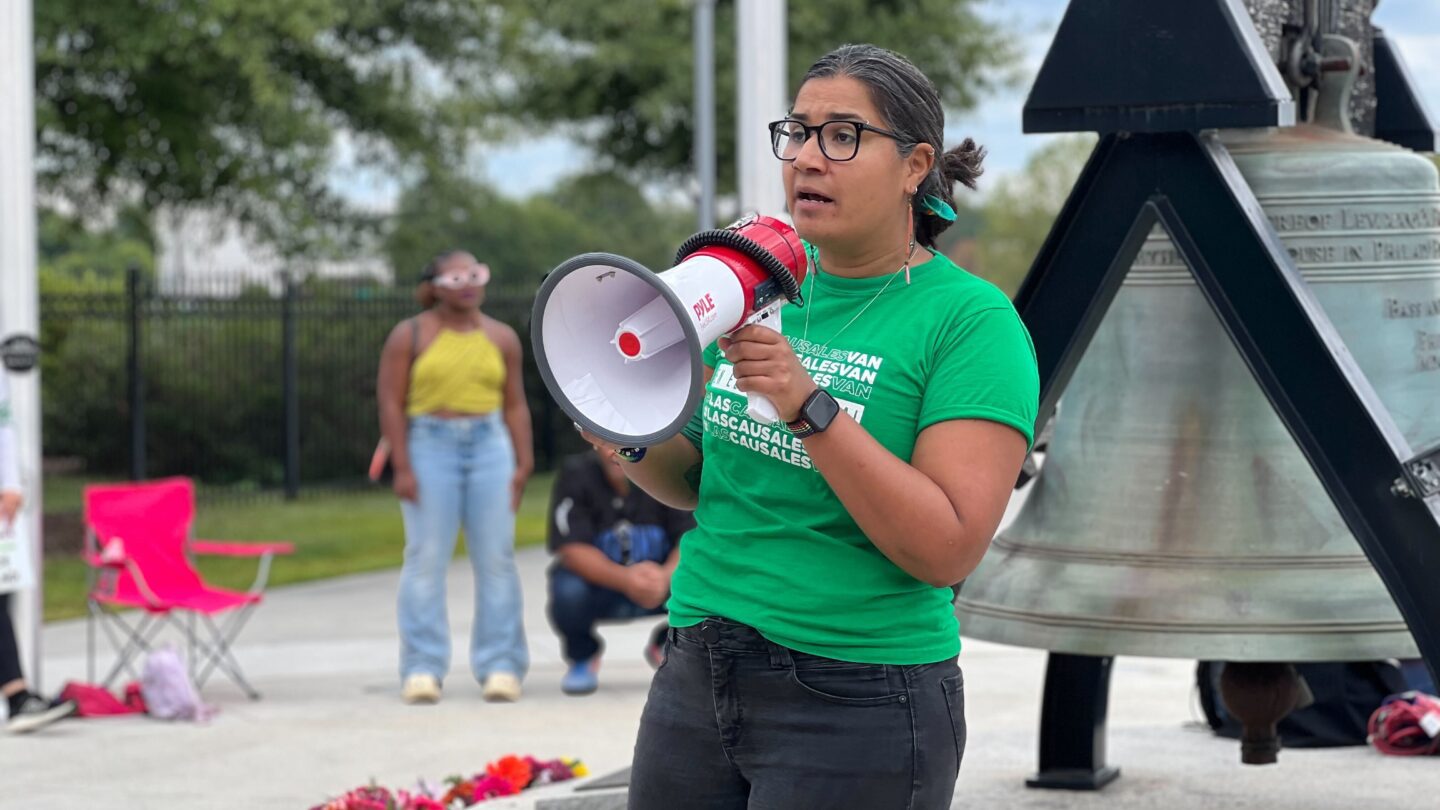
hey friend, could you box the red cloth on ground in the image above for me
[58,681,147,716]
[124,682,147,713]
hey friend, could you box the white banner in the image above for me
[0,510,35,594]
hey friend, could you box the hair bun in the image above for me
[942,139,986,191]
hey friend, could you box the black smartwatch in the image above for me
[786,389,840,438]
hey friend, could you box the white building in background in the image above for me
[154,207,391,296]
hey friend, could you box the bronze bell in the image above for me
[957,123,1438,663]
[973,0,1440,781]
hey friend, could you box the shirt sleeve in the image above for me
[546,457,596,553]
[0,374,20,493]
[918,305,1040,449]
[681,342,721,453]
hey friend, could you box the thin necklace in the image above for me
[803,232,917,352]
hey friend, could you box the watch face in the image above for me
[808,390,841,431]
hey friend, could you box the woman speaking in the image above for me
[583,43,1039,809]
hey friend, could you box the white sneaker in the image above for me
[401,674,442,705]
[481,672,522,703]
[6,696,77,734]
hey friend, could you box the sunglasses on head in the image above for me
[428,264,491,289]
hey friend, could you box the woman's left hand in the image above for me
[509,468,530,514]
[719,325,816,423]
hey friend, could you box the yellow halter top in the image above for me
[406,328,506,417]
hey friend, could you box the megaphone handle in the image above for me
[743,307,783,423]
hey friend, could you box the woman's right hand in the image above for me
[0,490,22,531]
[393,468,418,502]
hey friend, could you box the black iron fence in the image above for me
[40,268,583,500]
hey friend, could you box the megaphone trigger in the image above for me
[735,303,785,424]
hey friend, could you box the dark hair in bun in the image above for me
[800,43,985,249]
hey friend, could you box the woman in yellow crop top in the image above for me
[377,250,534,705]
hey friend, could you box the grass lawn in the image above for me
[41,472,556,622]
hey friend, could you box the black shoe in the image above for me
[5,696,77,734]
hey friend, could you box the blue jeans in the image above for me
[398,413,528,683]
[548,566,666,663]
[629,618,966,810]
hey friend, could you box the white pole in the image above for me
[0,0,44,690]
[736,0,788,220]
[694,0,718,231]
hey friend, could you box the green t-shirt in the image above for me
[667,248,1039,664]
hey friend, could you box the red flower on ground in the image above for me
[316,755,584,808]
[485,755,534,792]
[472,774,519,799]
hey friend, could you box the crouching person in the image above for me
[546,447,694,695]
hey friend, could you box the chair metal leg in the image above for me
[96,610,167,687]
[193,608,261,699]
[187,613,197,686]
[87,602,96,684]
[172,610,205,682]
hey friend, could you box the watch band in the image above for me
[786,418,819,439]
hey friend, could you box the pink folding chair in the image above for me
[83,477,294,699]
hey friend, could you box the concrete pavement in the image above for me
[5,547,1437,809]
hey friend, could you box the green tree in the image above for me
[536,171,695,269]
[38,207,155,293]
[384,170,692,290]
[975,135,1096,296]
[489,0,1017,185]
[35,0,507,253]
[37,2,1015,252]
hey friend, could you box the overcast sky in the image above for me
[330,0,1440,211]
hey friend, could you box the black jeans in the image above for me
[0,593,22,685]
[629,618,966,810]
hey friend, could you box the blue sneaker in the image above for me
[561,658,599,695]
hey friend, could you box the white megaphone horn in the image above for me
[531,215,809,448]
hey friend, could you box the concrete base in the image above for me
[535,767,630,809]
[536,789,628,810]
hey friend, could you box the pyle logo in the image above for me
[693,293,716,320]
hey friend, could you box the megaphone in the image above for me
[532,215,808,448]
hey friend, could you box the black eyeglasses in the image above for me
[768,118,910,162]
